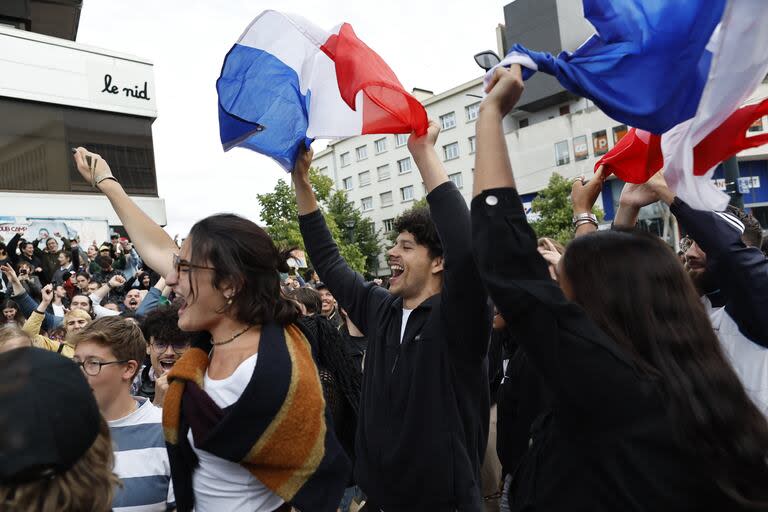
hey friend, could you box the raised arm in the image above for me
[2,264,61,331]
[409,122,491,357]
[293,147,388,333]
[72,148,176,277]
[470,64,642,419]
[472,66,523,197]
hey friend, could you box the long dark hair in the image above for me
[562,229,768,507]
[1,300,25,327]
[187,214,299,326]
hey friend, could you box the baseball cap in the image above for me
[99,244,112,252]
[314,281,329,291]
[0,348,100,484]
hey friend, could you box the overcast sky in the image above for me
[76,0,505,236]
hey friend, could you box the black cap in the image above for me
[0,348,101,484]
[314,281,328,291]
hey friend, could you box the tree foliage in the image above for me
[529,173,604,245]
[256,168,374,275]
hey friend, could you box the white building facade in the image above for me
[313,77,768,275]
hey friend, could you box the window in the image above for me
[383,218,395,232]
[443,142,459,161]
[374,138,388,154]
[397,157,412,174]
[592,130,609,156]
[340,152,351,167]
[400,185,414,202]
[377,164,391,181]
[318,166,328,176]
[465,102,480,122]
[361,196,373,211]
[612,125,628,144]
[468,135,476,154]
[749,117,764,132]
[0,98,159,196]
[559,105,571,116]
[440,112,456,130]
[356,145,368,161]
[448,172,464,189]
[342,177,353,191]
[518,118,529,129]
[555,140,570,166]
[395,133,408,147]
[380,191,393,207]
[573,135,589,161]
[358,170,371,187]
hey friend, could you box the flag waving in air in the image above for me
[487,0,768,210]
[217,10,428,171]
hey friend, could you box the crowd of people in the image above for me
[0,63,767,512]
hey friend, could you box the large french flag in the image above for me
[488,0,768,210]
[217,11,428,171]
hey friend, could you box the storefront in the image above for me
[0,23,166,234]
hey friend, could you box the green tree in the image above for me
[529,173,603,245]
[256,168,371,274]
[327,190,380,276]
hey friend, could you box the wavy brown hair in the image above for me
[187,214,300,326]
[563,229,768,508]
[0,417,119,512]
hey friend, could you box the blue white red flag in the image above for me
[487,0,768,210]
[217,11,428,171]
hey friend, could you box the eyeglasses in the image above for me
[150,340,190,354]
[173,254,215,274]
[73,357,130,376]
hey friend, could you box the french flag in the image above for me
[217,10,428,171]
[488,0,768,210]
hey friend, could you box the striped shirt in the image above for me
[109,397,175,512]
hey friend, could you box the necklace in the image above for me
[211,324,254,346]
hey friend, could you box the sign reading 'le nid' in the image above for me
[101,74,150,101]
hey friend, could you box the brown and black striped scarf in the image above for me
[162,322,351,512]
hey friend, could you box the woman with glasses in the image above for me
[71,148,350,512]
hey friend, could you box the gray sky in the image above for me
[77,0,504,236]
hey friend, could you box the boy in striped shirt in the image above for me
[72,316,175,511]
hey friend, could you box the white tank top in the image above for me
[187,352,285,512]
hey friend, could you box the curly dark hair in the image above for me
[725,205,763,248]
[393,206,443,259]
[141,305,190,345]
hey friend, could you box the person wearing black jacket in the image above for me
[294,125,492,511]
[471,64,768,511]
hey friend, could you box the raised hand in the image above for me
[40,284,54,305]
[292,145,314,181]
[72,147,115,188]
[0,264,18,283]
[108,274,126,289]
[619,181,659,209]
[482,64,524,118]
[407,120,440,155]
[571,166,607,214]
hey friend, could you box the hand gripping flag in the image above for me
[217,10,428,171]
[486,0,768,210]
